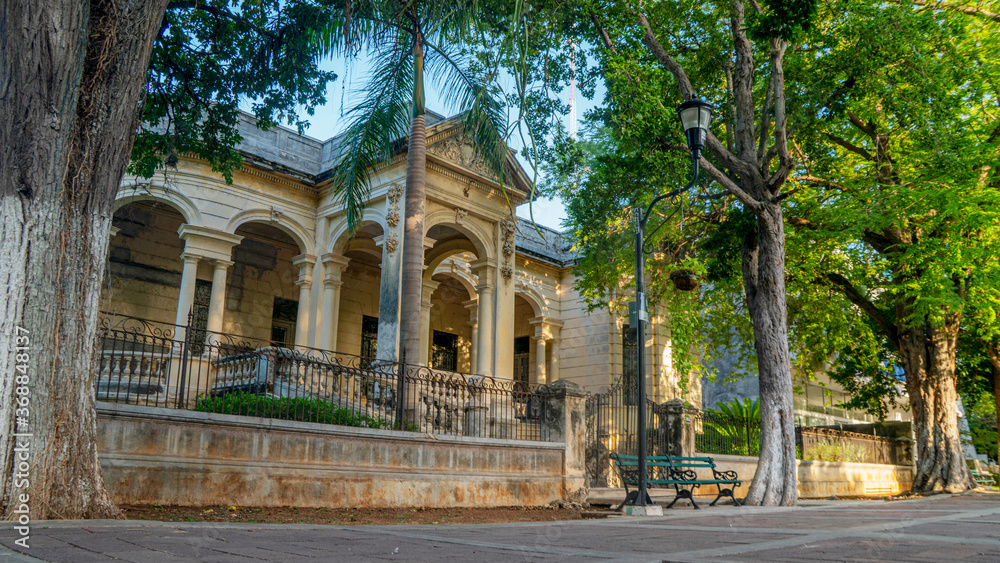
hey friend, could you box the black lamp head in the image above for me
[676,97,714,161]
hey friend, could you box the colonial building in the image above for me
[101,110,910,425]
[102,111,698,407]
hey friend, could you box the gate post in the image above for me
[541,379,588,502]
[664,398,693,457]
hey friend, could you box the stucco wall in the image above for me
[690,453,914,499]
[336,262,382,357]
[96,402,569,508]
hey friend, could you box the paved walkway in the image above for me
[2,492,999,562]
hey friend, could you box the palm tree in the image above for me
[320,0,510,366]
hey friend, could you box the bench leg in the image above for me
[711,487,741,507]
[667,488,699,510]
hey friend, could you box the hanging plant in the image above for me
[669,269,701,292]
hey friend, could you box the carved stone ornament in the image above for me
[387,183,403,204]
[500,264,514,282]
[387,209,400,228]
[500,218,516,237]
[269,206,283,222]
[502,240,514,258]
[429,135,491,176]
[455,208,468,224]
[385,236,399,254]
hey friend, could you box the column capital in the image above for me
[470,258,498,291]
[293,254,316,286]
[109,226,121,237]
[211,259,234,270]
[179,252,204,265]
[421,279,441,307]
[529,316,563,341]
[177,225,243,262]
[292,253,317,268]
[321,253,351,284]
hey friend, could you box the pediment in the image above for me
[427,134,494,178]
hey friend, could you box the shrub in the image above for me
[194,392,392,429]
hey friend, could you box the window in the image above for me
[270,297,298,347]
[622,324,638,405]
[360,315,378,366]
[432,330,458,372]
[513,336,530,389]
[186,279,213,354]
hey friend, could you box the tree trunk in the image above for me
[400,35,427,366]
[896,312,972,493]
[1,0,169,520]
[741,203,798,506]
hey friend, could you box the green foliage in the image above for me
[320,0,513,229]
[748,0,819,42]
[194,392,392,429]
[802,439,866,463]
[131,0,337,182]
[697,398,762,456]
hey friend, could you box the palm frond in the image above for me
[331,34,414,229]
[423,37,509,186]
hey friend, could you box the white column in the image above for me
[174,253,202,339]
[205,259,232,336]
[292,254,316,348]
[419,279,441,366]
[534,335,547,385]
[319,254,350,352]
[549,338,561,382]
[464,299,478,374]
[471,260,496,377]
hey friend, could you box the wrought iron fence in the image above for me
[686,406,761,457]
[585,379,668,487]
[682,406,905,465]
[797,426,900,465]
[95,312,550,441]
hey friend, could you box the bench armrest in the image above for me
[712,469,739,481]
[670,467,699,482]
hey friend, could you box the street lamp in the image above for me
[627,95,713,510]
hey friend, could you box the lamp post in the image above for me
[628,96,713,509]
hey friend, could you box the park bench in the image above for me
[610,453,743,510]
[968,461,997,488]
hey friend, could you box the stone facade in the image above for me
[101,111,699,407]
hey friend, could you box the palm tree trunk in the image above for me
[400,34,426,366]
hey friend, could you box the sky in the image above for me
[287,56,581,231]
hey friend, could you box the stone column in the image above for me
[292,254,316,348]
[319,253,351,352]
[418,279,441,366]
[205,259,233,336]
[464,299,478,373]
[174,253,202,339]
[533,334,547,385]
[374,187,405,363]
[549,338,561,382]
[540,379,589,502]
[471,260,496,377]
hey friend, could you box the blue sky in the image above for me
[289,57,579,231]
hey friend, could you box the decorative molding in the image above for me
[386,209,400,228]
[385,236,399,254]
[499,217,516,284]
[455,208,468,225]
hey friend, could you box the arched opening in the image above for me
[227,222,304,343]
[102,201,188,324]
[332,221,384,357]
[428,272,475,372]
[513,295,538,386]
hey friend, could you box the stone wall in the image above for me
[96,393,588,508]
[689,454,914,499]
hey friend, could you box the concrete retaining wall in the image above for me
[697,454,913,498]
[97,402,568,508]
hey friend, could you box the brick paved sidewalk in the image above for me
[2,492,999,562]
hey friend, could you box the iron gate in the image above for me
[585,378,669,487]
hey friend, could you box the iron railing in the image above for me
[585,380,667,487]
[797,426,901,465]
[95,312,550,441]
[686,406,761,457]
